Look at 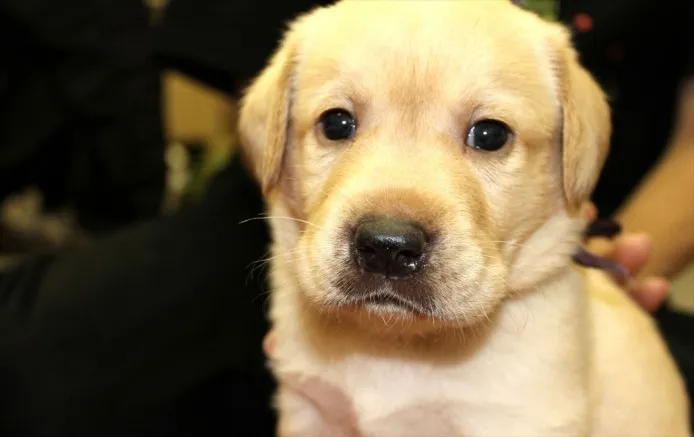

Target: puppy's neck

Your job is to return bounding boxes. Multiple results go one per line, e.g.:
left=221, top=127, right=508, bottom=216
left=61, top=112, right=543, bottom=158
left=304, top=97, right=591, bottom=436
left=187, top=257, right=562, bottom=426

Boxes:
left=506, top=210, right=586, bottom=292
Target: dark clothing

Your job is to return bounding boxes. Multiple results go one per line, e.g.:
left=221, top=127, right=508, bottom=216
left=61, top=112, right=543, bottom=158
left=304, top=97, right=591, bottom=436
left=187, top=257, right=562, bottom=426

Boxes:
left=0, top=0, right=692, bottom=436
left=0, top=0, right=165, bottom=233
left=153, top=0, right=332, bottom=96
left=0, top=156, right=275, bottom=437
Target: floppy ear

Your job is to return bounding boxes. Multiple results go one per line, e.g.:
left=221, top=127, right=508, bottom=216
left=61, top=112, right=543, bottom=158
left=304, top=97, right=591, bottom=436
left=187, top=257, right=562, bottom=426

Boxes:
left=553, top=28, right=612, bottom=213
left=238, top=30, right=298, bottom=195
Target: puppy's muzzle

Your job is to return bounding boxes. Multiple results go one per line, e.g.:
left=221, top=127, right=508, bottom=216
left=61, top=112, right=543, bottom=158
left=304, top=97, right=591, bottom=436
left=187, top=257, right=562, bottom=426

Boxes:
left=353, top=218, right=428, bottom=278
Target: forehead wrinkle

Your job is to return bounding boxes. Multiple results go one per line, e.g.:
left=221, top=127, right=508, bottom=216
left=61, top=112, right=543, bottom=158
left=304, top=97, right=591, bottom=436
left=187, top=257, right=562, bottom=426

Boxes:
left=293, top=0, right=559, bottom=139
left=295, top=56, right=373, bottom=125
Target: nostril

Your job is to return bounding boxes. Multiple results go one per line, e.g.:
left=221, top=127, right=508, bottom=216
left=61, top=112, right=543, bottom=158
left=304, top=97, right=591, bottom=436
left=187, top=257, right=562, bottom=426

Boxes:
left=390, top=249, right=422, bottom=277
left=356, top=244, right=376, bottom=254
left=353, top=218, right=428, bottom=278
left=397, top=249, right=421, bottom=260
left=356, top=245, right=378, bottom=264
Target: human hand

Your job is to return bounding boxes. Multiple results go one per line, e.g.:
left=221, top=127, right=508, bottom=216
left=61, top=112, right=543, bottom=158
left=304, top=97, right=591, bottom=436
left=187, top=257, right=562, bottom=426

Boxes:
left=581, top=202, right=670, bottom=313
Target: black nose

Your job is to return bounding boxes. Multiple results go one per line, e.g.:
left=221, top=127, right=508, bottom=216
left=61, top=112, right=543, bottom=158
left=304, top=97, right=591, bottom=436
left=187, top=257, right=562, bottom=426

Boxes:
left=354, top=219, right=427, bottom=278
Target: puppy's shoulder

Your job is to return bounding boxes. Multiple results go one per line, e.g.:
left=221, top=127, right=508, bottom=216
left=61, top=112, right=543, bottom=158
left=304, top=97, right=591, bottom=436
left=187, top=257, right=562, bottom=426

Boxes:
left=583, top=268, right=689, bottom=436
left=584, top=268, right=644, bottom=315
left=584, top=267, right=662, bottom=350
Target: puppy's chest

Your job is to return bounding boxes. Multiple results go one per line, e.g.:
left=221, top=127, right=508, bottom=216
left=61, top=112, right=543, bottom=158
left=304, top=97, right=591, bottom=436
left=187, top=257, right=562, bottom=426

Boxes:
left=274, top=332, right=590, bottom=437
left=274, top=344, right=566, bottom=437
left=282, top=353, right=475, bottom=436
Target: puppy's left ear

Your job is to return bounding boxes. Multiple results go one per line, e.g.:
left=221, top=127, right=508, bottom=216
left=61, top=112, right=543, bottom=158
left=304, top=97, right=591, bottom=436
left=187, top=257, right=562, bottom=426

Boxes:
left=238, top=28, right=299, bottom=195
left=552, top=27, right=612, bottom=214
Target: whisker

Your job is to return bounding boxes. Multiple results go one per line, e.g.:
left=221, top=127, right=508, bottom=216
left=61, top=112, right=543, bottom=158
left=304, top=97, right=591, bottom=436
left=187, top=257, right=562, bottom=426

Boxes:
left=239, top=215, right=323, bottom=230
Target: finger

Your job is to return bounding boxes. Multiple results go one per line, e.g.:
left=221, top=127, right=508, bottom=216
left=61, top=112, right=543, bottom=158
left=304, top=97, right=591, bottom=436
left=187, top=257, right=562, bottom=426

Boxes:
left=629, top=277, right=671, bottom=313
left=610, top=233, right=652, bottom=275
left=581, top=202, right=598, bottom=222
left=263, top=331, right=277, bottom=358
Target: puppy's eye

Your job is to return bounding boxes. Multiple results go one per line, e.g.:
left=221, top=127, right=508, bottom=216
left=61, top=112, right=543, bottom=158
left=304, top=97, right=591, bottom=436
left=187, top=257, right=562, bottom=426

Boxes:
left=319, top=109, right=357, bottom=141
left=465, top=120, right=511, bottom=151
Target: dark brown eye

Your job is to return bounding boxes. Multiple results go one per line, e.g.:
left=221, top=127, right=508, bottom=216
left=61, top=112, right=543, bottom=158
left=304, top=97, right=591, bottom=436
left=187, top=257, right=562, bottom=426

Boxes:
left=466, top=119, right=511, bottom=151
left=319, top=109, right=357, bottom=141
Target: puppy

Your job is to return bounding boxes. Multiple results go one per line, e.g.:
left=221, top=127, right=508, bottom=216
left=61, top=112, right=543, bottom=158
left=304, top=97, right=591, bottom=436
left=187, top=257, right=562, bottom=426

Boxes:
left=238, top=1, right=690, bottom=435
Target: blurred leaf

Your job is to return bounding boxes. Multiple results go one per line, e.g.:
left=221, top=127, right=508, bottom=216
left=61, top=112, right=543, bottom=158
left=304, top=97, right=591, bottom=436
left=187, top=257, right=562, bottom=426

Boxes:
left=523, top=0, right=558, bottom=21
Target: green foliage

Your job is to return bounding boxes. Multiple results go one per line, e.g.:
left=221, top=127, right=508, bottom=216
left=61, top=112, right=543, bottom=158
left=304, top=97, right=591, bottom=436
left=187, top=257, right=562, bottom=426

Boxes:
left=523, top=0, right=558, bottom=21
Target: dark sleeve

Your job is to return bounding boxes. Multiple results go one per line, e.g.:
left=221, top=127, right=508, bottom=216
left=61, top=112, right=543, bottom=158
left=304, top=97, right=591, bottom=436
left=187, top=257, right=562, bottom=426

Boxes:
left=153, top=0, right=335, bottom=95
left=0, top=0, right=166, bottom=232
left=0, top=157, right=275, bottom=437
left=684, top=3, right=694, bottom=79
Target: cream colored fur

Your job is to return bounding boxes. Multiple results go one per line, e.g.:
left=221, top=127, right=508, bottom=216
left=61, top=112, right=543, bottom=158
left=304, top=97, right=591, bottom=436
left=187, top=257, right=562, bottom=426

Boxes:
left=238, top=1, right=690, bottom=436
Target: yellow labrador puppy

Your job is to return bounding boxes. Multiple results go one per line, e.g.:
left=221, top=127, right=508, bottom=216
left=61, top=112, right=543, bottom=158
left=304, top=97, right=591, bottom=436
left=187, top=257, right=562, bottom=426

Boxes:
left=238, top=1, right=690, bottom=435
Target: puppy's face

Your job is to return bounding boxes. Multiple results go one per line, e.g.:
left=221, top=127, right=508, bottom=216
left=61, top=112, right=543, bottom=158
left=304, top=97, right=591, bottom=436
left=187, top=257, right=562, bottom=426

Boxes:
left=240, top=1, right=610, bottom=331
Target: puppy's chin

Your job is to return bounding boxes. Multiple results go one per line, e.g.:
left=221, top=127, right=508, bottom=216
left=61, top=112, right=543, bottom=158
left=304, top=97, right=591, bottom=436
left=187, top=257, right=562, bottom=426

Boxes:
left=303, top=289, right=506, bottom=337
left=296, top=261, right=508, bottom=335
left=324, top=280, right=438, bottom=327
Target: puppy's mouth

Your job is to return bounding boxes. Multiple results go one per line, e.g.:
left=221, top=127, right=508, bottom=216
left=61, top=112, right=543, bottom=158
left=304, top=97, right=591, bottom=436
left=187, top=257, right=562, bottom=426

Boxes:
left=323, top=216, right=440, bottom=318
left=348, top=291, right=428, bottom=315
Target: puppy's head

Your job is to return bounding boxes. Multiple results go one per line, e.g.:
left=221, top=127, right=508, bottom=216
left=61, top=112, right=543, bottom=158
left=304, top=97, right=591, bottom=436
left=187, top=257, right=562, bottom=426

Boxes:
left=239, top=0, right=610, bottom=331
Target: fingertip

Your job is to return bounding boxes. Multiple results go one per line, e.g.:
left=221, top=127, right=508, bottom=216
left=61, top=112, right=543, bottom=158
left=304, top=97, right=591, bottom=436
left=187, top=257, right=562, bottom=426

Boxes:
left=641, top=276, right=671, bottom=297
left=611, top=233, right=652, bottom=272
left=631, top=276, right=671, bottom=313
left=617, top=233, right=652, bottom=251
left=581, top=202, right=598, bottom=221
left=263, top=332, right=277, bottom=357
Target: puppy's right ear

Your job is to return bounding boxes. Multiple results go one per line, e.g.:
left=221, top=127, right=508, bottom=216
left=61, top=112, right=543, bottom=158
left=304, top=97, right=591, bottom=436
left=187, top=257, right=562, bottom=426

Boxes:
left=238, top=30, right=298, bottom=195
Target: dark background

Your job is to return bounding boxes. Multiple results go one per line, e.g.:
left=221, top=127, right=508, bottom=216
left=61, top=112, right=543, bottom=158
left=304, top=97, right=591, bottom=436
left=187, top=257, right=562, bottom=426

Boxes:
left=0, top=0, right=692, bottom=436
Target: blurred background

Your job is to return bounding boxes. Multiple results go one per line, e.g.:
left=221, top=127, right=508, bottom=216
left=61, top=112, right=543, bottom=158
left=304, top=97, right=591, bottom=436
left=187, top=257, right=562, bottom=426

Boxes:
left=0, top=0, right=236, bottom=261
left=0, top=0, right=692, bottom=436
left=3, top=0, right=692, bottom=308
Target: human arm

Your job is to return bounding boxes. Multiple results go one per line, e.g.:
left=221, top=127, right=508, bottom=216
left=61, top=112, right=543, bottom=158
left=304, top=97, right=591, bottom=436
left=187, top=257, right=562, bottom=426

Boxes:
left=612, top=79, right=694, bottom=279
